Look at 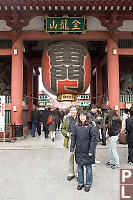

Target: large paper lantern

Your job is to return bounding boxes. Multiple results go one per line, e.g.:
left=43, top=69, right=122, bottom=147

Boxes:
left=42, top=41, right=91, bottom=96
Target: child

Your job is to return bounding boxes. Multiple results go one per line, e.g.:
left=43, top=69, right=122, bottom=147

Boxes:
left=70, top=110, right=96, bottom=192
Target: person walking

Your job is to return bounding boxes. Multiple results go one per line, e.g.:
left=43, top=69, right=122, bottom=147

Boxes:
left=42, top=107, right=51, bottom=138
left=70, top=110, right=96, bottom=192
left=31, top=106, right=41, bottom=137
left=56, top=108, right=62, bottom=130
left=126, top=106, right=133, bottom=165
left=97, top=108, right=106, bottom=146
left=122, top=108, right=129, bottom=131
left=88, top=104, right=101, bottom=164
left=106, top=109, right=121, bottom=169
left=61, top=106, right=78, bottom=181
left=49, top=109, right=58, bottom=142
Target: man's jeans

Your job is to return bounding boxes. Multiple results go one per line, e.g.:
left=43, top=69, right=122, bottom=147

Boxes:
left=78, top=164, right=92, bottom=187
left=31, top=121, right=39, bottom=136
left=68, top=138, right=77, bottom=177
left=109, top=135, right=120, bottom=166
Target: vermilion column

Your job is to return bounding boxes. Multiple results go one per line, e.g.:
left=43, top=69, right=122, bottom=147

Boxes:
left=96, top=65, right=103, bottom=107
left=27, top=65, right=33, bottom=121
left=35, top=72, right=39, bottom=106
left=11, top=38, right=23, bottom=126
left=90, top=74, right=96, bottom=105
left=107, top=38, right=120, bottom=114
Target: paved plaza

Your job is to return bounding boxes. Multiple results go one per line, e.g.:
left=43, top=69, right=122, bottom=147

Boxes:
left=0, top=131, right=130, bottom=200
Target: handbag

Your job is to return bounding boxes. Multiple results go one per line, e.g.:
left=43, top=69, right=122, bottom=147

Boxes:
left=47, top=115, right=52, bottom=125
left=119, top=130, right=127, bottom=144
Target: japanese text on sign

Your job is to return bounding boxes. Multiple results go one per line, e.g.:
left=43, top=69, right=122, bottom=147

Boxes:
left=46, top=17, right=85, bottom=32
left=0, top=96, right=5, bottom=133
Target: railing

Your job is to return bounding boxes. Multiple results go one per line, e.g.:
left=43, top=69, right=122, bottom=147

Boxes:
left=120, top=94, right=133, bottom=102
left=0, top=123, right=15, bottom=142
left=5, top=96, right=11, bottom=103
left=5, top=96, right=29, bottom=105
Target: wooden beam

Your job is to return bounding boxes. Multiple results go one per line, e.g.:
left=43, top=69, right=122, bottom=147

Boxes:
left=0, top=49, right=12, bottom=55
left=118, top=48, right=133, bottom=55
left=0, top=31, right=17, bottom=40
left=21, top=31, right=109, bottom=41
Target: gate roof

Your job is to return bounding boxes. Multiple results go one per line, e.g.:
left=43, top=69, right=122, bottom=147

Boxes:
left=0, top=0, right=133, bottom=6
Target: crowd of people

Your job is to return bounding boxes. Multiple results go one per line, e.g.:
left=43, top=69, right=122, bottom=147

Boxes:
left=31, top=103, right=133, bottom=192
left=31, top=106, right=64, bottom=141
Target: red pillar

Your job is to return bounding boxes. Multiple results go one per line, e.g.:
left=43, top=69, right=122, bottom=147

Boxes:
left=90, top=74, right=96, bottom=105
left=107, top=38, right=120, bottom=114
left=96, top=65, right=103, bottom=107
left=11, top=38, right=23, bottom=133
left=35, top=72, right=39, bottom=106
left=27, top=65, right=33, bottom=121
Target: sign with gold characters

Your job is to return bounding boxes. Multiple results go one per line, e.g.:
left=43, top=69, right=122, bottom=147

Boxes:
left=46, top=17, right=85, bottom=33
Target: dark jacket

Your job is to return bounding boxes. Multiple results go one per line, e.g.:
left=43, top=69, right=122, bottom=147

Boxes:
left=88, top=111, right=100, bottom=142
left=108, top=116, right=121, bottom=137
left=48, top=111, right=58, bottom=131
left=126, top=116, right=133, bottom=143
left=70, top=124, right=97, bottom=166
left=42, top=109, right=51, bottom=124
left=31, top=109, right=41, bottom=122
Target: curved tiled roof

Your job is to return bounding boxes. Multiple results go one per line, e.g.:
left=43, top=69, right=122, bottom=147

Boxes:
left=0, top=0, right=133, bottom=6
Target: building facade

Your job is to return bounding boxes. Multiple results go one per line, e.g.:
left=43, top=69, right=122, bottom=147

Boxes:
left=0, top=0, right=133, bottom=136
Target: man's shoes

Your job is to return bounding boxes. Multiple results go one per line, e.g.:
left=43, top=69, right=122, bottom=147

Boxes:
left=102, top=143, right=106, bottom=146
left=77, top=185, right=84, bottom=190
left=95, top=160, right=101, bottom=164
left=32, top=135, right=35, bottom=137
left=128, top=161, right=133, bottom=165
left=84, top=186, right=90, bottom=192
left=67, top=175, right=75, bottom=181
left=52, top=138, right=54, bottom=142
left=106, top=161, right=114, bottom=166
left=111, top=164, right=120, bottom=169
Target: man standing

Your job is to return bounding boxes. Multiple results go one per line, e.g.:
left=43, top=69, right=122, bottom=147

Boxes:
left=88, top=104, right=101, bottom=164
left=61, top=106, right=78, bottom=181
left=31, top=106, right=41, bottom=137
left=126, top=106, right=133, bottom=165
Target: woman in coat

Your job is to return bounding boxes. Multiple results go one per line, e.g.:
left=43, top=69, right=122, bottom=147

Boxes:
left=106, top=109, right=121, bottom=169
left=70, top=110, right=97, bottom=192
left=48, top=109, right=58, bottom=142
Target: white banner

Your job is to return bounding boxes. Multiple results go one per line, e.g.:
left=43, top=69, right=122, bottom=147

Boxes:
left=0, top=96, right=5, bottom=133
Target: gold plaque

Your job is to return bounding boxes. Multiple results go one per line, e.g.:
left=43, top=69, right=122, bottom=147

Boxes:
left=58, top=94, right=76, bottom=102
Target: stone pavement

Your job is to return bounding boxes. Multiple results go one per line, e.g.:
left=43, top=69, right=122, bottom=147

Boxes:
left=0, top=130, right=131, bottom=200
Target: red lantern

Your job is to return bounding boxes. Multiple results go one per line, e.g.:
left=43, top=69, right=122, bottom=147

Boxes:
left=42, top=41, right=91, bottom=96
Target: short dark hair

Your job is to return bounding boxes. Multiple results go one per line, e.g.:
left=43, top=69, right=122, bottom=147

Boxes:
left=129, top=107, right=133, bottom=116
left=124, top=108, right=129, bottom=114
